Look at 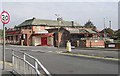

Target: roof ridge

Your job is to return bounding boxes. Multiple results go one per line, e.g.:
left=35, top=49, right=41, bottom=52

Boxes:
left=33, top=18, right=73, bottom=23
left=17, top=18, right=81, bottom=27
left=33, top=18, right=56, bottom=21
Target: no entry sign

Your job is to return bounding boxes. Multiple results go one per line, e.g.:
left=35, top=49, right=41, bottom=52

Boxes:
left=0, top=11, right=10, bottom=24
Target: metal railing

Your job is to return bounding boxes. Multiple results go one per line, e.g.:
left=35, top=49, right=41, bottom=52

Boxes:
left=12, top=50, right=51, bottom=76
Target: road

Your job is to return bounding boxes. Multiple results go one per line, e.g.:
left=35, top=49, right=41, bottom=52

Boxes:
left=1, top=45, right=119, bottom=74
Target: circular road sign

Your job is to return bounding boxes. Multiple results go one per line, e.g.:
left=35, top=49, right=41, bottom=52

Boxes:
left=0, top=11, right=10, bottom=24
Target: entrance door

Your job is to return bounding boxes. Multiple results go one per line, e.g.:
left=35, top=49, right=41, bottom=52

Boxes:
left=41, top=37, right=47, bottom=46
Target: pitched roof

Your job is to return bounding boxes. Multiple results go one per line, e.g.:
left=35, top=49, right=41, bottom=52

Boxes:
left=68, top=29, right=80, bottom=33
left=17, top=18, right=81, bottom=27
left=68, top=28, right=96, bottom=34
left=85, top=29, right=96, bottom=33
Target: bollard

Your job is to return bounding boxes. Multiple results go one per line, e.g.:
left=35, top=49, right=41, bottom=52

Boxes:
left=76, top=40, right=79, bottom=47
left=66, top=41, right=71, bottom=52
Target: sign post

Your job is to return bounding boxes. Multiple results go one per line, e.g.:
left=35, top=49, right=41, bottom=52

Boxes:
left=3, top=23, right=5, bottom=70
left=0, top=11, right=10, bottom=70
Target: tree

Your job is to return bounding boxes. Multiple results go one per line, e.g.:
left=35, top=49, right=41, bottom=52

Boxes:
left=100, top=28, right=114, bottom=38
left=114, top=29, right=120, bottom=40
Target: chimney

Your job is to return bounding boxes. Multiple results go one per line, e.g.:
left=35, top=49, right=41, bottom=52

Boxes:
left=71, top=21, right=74, bottom=27
left=32, top=17, right=36, bottom=19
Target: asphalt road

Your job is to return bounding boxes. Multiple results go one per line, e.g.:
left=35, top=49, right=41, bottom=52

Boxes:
left=72, top=49, right=119, bottom=58
left=1, top=45, right=119, bottom=74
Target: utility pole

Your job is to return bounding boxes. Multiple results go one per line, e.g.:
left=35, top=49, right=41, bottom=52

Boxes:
left=55, top=14, right=62, bottom=48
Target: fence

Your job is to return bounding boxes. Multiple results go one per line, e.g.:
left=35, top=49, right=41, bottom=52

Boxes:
left=12, top=50, right=51, bottom=76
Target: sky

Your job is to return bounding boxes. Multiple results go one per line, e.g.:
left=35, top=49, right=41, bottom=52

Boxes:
left=118, top=2, right=120, bottom=29
left=0, top=0, right=119, bottom=31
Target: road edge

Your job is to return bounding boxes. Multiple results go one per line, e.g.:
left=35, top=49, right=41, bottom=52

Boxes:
left=58, top=52, right=120, bottom=61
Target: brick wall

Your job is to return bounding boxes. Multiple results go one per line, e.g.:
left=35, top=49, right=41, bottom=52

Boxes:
left=32, top=26, right=45, bottom=32
left=79, top=40, right=105, bottom=48
left=79, top=40, right=86, bottom=47
left=86, top=40, right=105, bottom=48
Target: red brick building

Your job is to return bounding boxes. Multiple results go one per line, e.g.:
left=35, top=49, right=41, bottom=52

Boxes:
left=6, top=17, right=80, bottom=46
left=6, top=17, right=105, bottom=47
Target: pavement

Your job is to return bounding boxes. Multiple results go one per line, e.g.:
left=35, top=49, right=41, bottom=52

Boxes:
left=0, top=45, right=3, bottom=75
left=0, top=62, right=2, bottom=76
left=0, top=45, right=13, bottom=76
left=0, top=61, right=13, bottom=76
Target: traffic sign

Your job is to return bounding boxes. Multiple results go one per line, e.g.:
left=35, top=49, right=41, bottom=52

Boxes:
left=0, top=10, right=10, bottom=70
left=0, top=11, right=10, bottom=24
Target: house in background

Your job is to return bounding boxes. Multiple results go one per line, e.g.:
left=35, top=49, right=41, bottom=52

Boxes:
left=66, top=28, right=105, bottom=48
left=47, top=27, right=105, bottom=47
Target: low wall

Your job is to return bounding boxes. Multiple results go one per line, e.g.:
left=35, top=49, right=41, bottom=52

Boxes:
left=79, top=40, right=105, bottom=48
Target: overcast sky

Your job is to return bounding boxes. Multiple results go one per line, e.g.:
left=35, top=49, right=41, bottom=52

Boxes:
left=0, top=0, right=119, bottom=30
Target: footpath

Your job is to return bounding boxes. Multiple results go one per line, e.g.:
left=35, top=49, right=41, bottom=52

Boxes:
left=0, top=62, right=2, bottom=75
left=0, top=44, right=13, bottom=76
left=0, top=61, right=13, bottom=76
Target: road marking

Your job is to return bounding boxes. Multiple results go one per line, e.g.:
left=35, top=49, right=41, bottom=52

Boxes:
left=9, top=45, right=30, bottom=47
left=48, top=51, right=52, bottom=52
left=31, top=50, right=40, bottom=52
left=58, top=52, right=120, bottom=61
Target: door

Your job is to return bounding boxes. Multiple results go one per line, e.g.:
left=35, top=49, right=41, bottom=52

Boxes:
left=41, top=37, right=47, bottom=45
